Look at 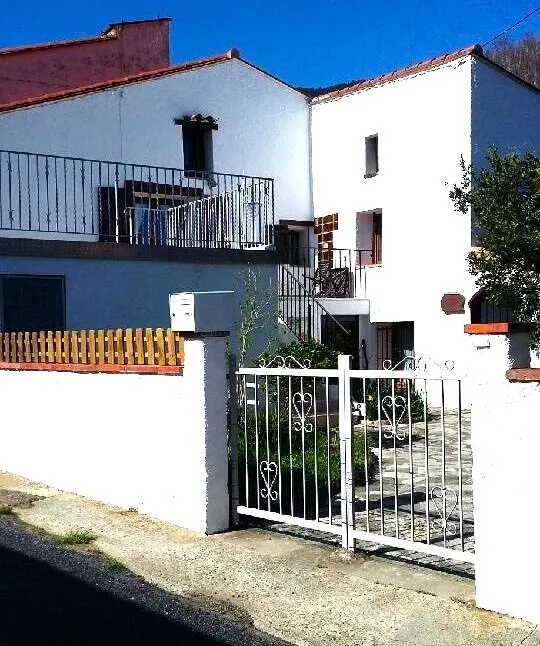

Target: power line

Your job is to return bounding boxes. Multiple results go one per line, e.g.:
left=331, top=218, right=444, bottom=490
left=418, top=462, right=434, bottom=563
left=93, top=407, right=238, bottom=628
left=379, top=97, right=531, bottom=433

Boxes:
left=482, top=4, right=540, bottom=47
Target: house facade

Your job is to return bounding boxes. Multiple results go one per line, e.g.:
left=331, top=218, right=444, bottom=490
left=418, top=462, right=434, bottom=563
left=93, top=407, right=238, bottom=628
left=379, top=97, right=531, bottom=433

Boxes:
left=0, top=48, right=312, bottom=358
left=0, top=25, right=538, bottom=369
left=308, top=46, right=540, bottom=372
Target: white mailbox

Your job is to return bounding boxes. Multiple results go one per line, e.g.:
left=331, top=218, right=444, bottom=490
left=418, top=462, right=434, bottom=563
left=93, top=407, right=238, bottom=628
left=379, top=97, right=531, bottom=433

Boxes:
left=169, top=291, right=235, bottom=333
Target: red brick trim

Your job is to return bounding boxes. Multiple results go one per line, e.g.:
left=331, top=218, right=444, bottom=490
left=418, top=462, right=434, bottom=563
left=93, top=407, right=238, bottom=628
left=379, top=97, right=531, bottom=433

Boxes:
left=0, top=362, right=182, bottom=375
left=464, top=323, right=535, bottom=335
left=506, top=369, right=540, bottom=383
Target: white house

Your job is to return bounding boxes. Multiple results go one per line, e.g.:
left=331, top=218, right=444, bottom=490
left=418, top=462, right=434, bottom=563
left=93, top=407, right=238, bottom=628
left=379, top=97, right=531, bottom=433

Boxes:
left=307, top=45, right=539, bottom=372
left=0, top=48, right=312, bottom=357
left=0, top=35, right=538, bottom=371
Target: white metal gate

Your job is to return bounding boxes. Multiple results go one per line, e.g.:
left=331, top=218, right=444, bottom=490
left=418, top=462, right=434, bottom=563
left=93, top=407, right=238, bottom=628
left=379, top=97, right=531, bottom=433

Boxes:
left=231, top=355, right=474, bottom=564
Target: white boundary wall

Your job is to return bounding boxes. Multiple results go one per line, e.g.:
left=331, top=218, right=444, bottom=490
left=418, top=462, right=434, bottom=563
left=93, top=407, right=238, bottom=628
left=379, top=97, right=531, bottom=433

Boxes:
left=467, top=327, right=540, bottom=624
left=0, top=335, right=229, bottom=535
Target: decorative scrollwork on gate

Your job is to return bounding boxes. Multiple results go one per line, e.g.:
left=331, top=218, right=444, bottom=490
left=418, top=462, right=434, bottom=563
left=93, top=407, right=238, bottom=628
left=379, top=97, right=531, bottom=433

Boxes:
left=292, top=392, right=314, bottom=433
left=430, top=486, right=458, bottom=535
left=258, top=355, right=311, bottom=369
left=260, top=460, right=278, bottom=501
left=381, top=395, right=407, bottom=441
left=383, top=356, right=455, bottom=372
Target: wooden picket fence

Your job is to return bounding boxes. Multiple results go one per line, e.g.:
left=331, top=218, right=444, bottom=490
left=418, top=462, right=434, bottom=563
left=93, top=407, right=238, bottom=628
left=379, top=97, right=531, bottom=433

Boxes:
left=0, top=328, right=184, bottom=366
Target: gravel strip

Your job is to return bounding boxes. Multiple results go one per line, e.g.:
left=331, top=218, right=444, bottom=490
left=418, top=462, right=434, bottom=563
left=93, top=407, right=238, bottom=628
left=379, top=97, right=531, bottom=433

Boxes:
left=0, top=515, right=290, bottom=646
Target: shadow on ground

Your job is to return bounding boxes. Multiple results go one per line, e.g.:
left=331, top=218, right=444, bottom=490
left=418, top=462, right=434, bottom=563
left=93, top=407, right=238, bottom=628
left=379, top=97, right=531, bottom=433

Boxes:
left=0, top=517, right=288, bottom=646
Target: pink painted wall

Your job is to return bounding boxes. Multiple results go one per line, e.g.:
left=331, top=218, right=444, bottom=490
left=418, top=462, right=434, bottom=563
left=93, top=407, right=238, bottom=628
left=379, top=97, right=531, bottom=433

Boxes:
left=0, top=19, right=170, bottom=105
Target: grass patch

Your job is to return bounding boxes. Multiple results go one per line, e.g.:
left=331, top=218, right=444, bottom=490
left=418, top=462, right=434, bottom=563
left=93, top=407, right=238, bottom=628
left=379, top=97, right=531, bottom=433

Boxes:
left=101, top=555, right=131, bottom=573
left=51, top=530, right=96, bottom=546
left=0, top=504, right=13, bottom=515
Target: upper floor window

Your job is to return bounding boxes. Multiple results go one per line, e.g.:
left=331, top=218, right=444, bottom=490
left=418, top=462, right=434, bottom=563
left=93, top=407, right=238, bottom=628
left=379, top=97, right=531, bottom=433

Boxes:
left=365, top=134, right=379, bottom=178
left=175, top=114, right=217, bottom=175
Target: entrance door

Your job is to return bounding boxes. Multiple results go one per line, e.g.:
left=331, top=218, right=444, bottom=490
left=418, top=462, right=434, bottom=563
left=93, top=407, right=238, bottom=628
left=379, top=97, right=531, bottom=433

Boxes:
left=321, top=315, right=360, bottom=368
left=376, top=321, right=414, bottom=369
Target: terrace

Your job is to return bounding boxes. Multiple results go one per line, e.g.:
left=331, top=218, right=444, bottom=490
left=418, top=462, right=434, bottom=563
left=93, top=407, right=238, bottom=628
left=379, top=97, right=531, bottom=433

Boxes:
left=0, top=150, right=275, bottom=250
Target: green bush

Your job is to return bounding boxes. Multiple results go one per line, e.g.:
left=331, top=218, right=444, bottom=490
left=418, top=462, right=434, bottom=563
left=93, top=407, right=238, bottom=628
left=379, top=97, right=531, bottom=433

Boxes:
left=236, top=412, right=377, bottom=519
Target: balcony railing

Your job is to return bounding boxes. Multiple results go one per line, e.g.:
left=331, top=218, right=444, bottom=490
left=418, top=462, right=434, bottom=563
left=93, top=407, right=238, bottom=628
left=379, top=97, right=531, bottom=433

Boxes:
left=0, top=150, right=274, bottom=249
left=278, top=246, right=373, bottom=299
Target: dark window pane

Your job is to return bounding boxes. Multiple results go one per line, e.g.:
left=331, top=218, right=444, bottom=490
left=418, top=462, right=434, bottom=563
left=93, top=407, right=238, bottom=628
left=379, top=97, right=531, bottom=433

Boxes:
left=182, top=128, right=207, bottom=172
left=2, top=276, right=65, bottom=332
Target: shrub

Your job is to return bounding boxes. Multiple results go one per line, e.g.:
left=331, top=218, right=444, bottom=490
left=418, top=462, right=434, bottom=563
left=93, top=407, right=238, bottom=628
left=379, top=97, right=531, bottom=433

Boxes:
left=236, top=412, right=377, bottom=519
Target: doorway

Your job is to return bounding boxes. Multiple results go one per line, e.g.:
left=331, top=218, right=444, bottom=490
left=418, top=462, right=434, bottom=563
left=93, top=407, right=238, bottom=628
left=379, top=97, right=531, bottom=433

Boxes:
left=321, top=315, right=360, bottom=368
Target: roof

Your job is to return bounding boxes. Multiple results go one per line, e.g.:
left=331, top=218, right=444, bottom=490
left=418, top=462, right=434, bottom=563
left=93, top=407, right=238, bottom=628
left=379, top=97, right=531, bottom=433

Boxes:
left=0, top=18, right=170, bottom=57
left=311, top=45, right=483, bottom=103
left=0, top=50, right=241, bottom=113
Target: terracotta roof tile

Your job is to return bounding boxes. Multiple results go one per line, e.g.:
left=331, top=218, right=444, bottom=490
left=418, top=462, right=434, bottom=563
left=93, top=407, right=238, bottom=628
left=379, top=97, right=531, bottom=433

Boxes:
left=311, top=45, right=483, bottom=103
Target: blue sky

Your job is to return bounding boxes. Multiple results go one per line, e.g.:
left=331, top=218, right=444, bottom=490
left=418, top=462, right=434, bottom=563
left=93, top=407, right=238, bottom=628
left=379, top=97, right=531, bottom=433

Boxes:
left=2, top=1, right=539, bottom=87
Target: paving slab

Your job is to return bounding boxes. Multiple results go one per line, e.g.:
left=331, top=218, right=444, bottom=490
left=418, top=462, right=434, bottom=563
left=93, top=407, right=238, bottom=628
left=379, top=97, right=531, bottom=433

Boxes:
left=0, top=471, right=538, bottom=646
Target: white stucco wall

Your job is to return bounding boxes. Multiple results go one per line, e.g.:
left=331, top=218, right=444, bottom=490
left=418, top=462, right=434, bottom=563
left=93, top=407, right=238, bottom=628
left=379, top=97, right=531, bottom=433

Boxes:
left=0, top=58, right=312, bottom=226
left=311, top=56, right=540, bottom=374
left=471, top=58, right=540, bottom=165
left=0, top=335, right=230, bottom=534
left=311, top=57, right=475, bottom=371
left=467, top=331, right=540, bottom=624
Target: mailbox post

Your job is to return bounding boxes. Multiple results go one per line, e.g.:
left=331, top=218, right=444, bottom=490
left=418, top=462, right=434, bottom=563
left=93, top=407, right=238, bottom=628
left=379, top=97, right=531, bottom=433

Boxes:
left=169, top=291, right=234, bottom=534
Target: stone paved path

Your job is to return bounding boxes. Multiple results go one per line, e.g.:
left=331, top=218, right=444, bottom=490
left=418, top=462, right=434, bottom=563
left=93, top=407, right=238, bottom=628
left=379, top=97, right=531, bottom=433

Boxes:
left=267, top=409, right=474, bottom=576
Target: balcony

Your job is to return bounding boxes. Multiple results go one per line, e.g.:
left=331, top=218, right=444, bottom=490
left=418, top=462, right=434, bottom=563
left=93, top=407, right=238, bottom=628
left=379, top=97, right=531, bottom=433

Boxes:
left=0, top=150, right=275, bottom=250
left=279, top=246, right=374, bottom=300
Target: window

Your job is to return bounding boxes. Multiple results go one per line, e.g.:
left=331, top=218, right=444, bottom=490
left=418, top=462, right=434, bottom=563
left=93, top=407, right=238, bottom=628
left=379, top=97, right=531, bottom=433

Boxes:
left=274, top=227, right=301, bottom=265
left=469, top=290, right=514, bottom=324
left=1, top=275, right=65, bottom=332
left=365, top=134, right=379, bottom=178
left=371, top=211, right=382, bottom=264
left=176, top=115, right=217, bottom=175
left=376, top=322, right=414, bottom=370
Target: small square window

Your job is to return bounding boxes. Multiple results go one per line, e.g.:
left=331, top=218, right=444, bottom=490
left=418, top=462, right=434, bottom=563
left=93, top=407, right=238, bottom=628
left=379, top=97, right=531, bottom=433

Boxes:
left=365, top=134, right=379, bottom=178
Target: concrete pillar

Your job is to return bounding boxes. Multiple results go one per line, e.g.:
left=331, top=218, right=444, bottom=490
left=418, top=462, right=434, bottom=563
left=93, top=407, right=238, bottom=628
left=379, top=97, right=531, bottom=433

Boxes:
left=182, top=334, right=230, bottom=535
left=465, top=323, right=540, bottom=624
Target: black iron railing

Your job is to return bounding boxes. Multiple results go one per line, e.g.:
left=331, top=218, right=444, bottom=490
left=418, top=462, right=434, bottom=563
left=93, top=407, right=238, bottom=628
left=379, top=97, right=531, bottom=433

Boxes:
left=278, top=246, right=373, bottom=299
left=0, top=150, right=274, bottom=249
left=279, top=265, right=350, bottom=341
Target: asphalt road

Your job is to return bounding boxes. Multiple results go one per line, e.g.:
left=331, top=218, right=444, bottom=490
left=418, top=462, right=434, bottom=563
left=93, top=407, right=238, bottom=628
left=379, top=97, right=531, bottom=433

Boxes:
left=0, top=516, right=288, bottom=646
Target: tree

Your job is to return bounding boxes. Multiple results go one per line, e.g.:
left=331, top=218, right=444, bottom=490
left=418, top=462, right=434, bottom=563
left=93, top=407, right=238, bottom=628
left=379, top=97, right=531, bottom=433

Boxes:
left=487, top=34, right=540, bottom=90
left=449, top=148, right=540, bottom=341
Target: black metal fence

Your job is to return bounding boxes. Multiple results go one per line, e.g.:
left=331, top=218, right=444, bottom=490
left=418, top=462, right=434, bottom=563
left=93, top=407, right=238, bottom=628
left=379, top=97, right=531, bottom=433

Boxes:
left=278, top=246, right=372, bottom=299
left=0, top=149, right=274, bottom=249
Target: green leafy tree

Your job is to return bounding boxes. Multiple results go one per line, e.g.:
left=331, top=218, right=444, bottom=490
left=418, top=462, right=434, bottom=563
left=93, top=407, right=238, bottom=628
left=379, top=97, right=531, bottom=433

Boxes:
left=449, top=148, right=540, bottom=342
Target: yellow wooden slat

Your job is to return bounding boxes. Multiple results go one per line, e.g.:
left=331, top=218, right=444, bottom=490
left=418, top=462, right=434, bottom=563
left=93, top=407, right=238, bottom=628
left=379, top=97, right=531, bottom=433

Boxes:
left=79, top=331, right=87, bottom=364
left=116, top=329, right=125, bottom=365
left=106, top=329, right=115, bottom=364
left=166, top=329, right=176, bottom=366
left=71, top=331, right=79, bottom=363
left=155, top=328, right=166, bottom=366
left=125, top=329, right=135, bottom=365
left=97, top=330, right=105, bottom=364
left=23, top=333, right=30, bottom=362
left=30, top=332, right=39, bottom=362
left=38, top=332, right=46, bottom=362
left=177, top=334, right=185, bottom=366
left=47, top=331, right=55, bottom=362
left=63, top=331, right=70, bottom=364
left=88, top=330, right=97, bottom=364
left=16, top=332, right=24, bottom=363
left=135, top=328, right=144, bottom=364
left=145, top=328, right=155, bottom=365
